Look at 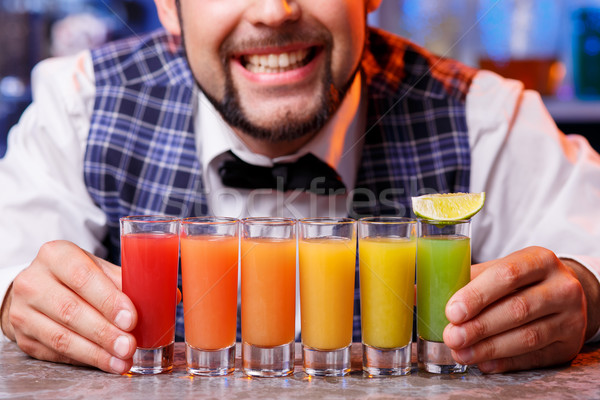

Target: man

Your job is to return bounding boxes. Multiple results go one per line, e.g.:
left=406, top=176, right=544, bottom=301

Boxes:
left=1, top=0, right=599, bottom=375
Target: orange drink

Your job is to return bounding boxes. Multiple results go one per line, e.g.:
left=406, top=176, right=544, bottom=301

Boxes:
left=180, top=217, right=239, bottom=376
left=299, top=218, right=356, bottom=377
left=241, top=237, right=296, bottom=346
left=181, top=235, right=238, bottom=348
left=240, top=217, right=296, bottom=377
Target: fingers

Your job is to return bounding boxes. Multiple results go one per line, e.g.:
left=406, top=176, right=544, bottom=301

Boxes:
left=442, top=247, right=587, bottom=373
left=444, top=278, right=567, bottom=348
left=8, top=240, right=138, bottom=374
left=448, top=314, right=553, bottom=365
left=449, top=311, right=582, bottom=373
left=13, top=310, right=133, bottom=374
left=31, top=278, right=136, bottom=357
left=83, top=249, right=124, bottom=290
left=446, top=247, right=558, bottom=324
left=469, top=261, right=487, bottom=280
left=45, top=243, right=136, bottom=332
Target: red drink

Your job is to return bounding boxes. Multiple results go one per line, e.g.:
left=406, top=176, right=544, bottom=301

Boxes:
left=121, top=232, right=179, bottom=349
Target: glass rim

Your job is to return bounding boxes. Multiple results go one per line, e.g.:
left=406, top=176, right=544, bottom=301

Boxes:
left=182, top=216, right=238, bottom=225
left=241, top=217, right=296, bottom=226
left=119, top=215, right=180, bottom=223
left=298, top=217, right=356, bottom=225
left=417, top=218, right=471, bottom=225
left=358, top=216, right=416, bottom=225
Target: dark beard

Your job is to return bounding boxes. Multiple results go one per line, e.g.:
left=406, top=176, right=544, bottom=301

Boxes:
left=202, top=52, right=355, bottom=143
left=176, top=0, right=358, bottom=143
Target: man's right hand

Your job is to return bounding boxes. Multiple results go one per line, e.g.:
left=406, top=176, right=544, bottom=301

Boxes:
left=0, top=240, right=137, bottom=374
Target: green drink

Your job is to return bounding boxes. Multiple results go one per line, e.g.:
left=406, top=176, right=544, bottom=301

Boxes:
left=416, top=236, right=470, bottom=342
left=416, top=219, right=471, bottom=374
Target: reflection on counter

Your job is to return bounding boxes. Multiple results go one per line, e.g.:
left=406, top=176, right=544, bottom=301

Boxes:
left=3, top=341, right=600, bottom=399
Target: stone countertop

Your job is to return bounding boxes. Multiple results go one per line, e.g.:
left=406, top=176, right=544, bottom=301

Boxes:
left=2, top=341, right=600, bottom=400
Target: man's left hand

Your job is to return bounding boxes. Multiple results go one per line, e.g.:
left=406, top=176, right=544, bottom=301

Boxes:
left=443, top=246, right=596, bottom=373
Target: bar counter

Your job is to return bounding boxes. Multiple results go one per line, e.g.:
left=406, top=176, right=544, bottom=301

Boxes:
left=2, top=341, right=600, bottom=399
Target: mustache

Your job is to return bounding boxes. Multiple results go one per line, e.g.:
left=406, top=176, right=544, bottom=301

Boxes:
left=219, top=28, right=333, bottom=58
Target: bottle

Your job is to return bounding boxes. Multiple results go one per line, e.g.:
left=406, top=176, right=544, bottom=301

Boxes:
left=570, top=0, right=600, bottom=99
left=477, top=0, right=566, bottom=96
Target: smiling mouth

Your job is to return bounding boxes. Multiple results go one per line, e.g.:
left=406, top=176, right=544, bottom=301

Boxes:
left=239, top=46, right=318, bottom=74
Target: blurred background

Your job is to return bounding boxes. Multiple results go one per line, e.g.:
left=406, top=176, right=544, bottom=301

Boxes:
left=1, top=0, right=599, bottom=157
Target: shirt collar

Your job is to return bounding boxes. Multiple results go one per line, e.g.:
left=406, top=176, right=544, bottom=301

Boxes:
left=196, top=72, right=366, bottom=191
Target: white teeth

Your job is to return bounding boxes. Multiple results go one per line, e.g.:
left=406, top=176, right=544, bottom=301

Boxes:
left=268, top=54, right=279, bottom=68
left=248, top=54, right=260, bottom=66
left=260, top=54, right=269, bottom=67
left=278, top=53, right=290, bottom=68
left=243, top=48, right=311, bottom=73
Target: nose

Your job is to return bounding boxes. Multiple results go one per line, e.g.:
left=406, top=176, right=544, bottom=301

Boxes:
left=245, top=0, right=301, bottom=27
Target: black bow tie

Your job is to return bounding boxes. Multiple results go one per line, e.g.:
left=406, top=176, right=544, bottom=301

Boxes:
left=218, top=150, right=346, bottom=194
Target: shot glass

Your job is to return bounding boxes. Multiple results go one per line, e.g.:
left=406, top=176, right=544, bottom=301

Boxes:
left=299, top=218, right=356, bottom=376
left=120, top=216, right=180, bottom=374
left=358, top=217, right=416, bottom=376
left=241, top=217, right=296, bottom=377
left=416, top=219, right=471, bottom=374
left=181, top=217, right=239, bottom=376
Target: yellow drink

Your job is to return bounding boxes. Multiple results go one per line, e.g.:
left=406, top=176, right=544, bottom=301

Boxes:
left=359, top=237, right=416, bottom=349
left=299, top=237, right=356, bottom=350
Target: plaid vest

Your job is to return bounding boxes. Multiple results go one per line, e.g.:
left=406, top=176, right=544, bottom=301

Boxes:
left=85, top=28, right=476, bottom=342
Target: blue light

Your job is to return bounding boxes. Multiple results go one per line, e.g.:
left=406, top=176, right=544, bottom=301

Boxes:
left=584, top=37, right=600, bottom=56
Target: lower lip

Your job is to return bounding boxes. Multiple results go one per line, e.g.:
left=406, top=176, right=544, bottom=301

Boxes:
left=231, top=49, right=323, bottom=86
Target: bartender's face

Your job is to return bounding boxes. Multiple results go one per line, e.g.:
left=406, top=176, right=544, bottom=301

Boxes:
left=156, top=0, right=380, bottom=142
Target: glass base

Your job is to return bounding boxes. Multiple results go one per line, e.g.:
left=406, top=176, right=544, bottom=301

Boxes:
left=417, top=337, right=467, bottom=374
left=242, top=341, right=294, bottom=377
left=186, top=343, right=235, bottom=376
left=129, top=343, right=174, bottom=374
left=302, top=344, right=351, bottom=376
left=362, top=342, right=411, bottom=376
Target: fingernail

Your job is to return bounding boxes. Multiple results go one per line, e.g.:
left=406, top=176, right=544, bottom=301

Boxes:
left=113, top=335, right=131, bottom=358
left=447, top=325, right=467, bottom=347
left=109, top=356, right=128, bottom=374
left=447, top=301, right=468, bottom=323
left=456, top=347, right=475, bottom=364
left=115, top=310, right=133, bottom=331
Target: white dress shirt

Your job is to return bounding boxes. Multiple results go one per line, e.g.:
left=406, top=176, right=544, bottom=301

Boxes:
left=2, top=50, right=600, bottom=342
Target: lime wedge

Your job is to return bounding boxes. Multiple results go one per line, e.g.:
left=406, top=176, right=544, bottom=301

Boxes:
left=411, top=192, right=485, bottom=221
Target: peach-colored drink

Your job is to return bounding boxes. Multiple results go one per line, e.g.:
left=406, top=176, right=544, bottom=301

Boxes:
left=241, top=238, right=296, bottom=347
left=181, top=235, right=238, bottom=350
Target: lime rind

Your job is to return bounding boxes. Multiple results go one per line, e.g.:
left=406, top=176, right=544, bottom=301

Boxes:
left=411, top=192, right=485, bottom=222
